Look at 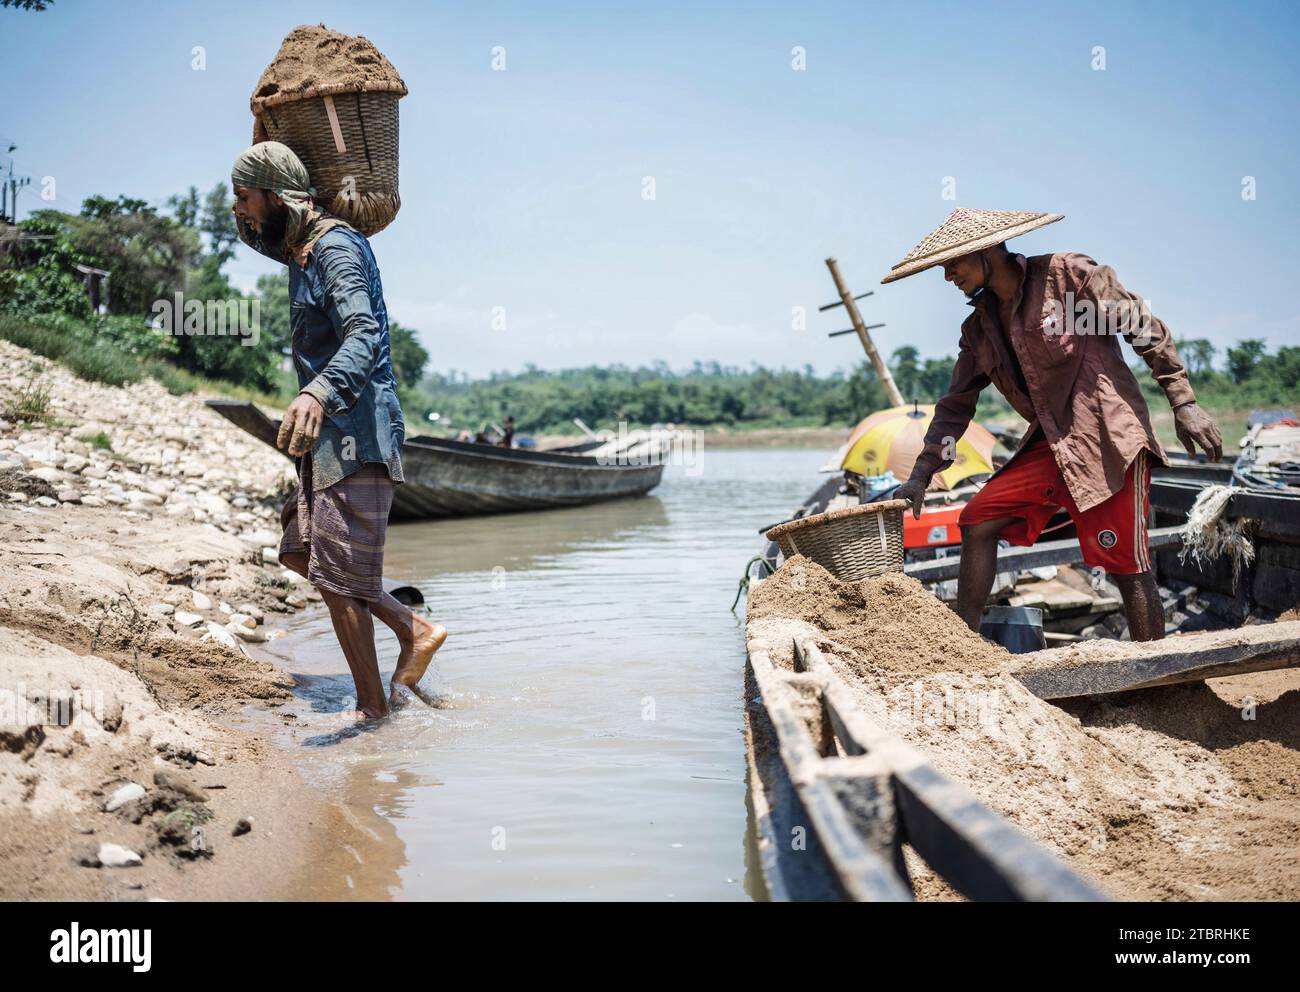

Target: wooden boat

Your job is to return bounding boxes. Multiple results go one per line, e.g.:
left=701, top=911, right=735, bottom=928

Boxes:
left=742, top=444, right=1300, bottom=900
left=206, top=400, right=665, bottom=520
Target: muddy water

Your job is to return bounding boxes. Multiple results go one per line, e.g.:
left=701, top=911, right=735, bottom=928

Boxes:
left=247, top=448, right=826, bottom=900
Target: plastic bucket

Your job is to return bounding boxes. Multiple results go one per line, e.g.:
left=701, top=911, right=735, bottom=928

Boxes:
left=979, top=605, right=1046, bottom=654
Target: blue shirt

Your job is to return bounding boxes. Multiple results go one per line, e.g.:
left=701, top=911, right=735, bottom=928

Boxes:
left=287, top=227, right=405, bottom=490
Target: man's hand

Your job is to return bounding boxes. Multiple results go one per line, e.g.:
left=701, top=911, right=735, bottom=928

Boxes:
left=278, top=393, right=325, bottom=458
left=1173, top=401, right=1222, bottom=462
left=894, top=478, right=928, bottom=520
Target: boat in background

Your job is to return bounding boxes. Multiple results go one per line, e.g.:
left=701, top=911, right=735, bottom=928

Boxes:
left=206, top=400, right=667, bottom=520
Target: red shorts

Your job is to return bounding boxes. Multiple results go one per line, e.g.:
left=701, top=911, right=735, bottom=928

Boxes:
left=957, top=439, right=1151, bottom=574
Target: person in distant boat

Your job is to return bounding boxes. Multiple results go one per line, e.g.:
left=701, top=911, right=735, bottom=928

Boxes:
left=498, top=416, right=515, bottom=449
left=885, top=208, right=1222, bottom=642
left=230, top=141, right=447, bottom=719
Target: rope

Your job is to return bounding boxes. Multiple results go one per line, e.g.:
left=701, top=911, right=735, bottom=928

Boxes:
left=731, top=555, right=775, bottom=612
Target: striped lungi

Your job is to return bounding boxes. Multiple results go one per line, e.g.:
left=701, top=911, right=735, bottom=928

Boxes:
left=279, top=458, right=395, bottom=602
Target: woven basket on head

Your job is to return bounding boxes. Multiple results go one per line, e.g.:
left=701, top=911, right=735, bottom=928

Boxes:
left=251, top=80, right=406, bottom=236
left=766, top=499, right=908, bottom=581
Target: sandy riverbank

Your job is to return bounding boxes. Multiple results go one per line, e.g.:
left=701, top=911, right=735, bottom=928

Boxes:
left=0, top=341, right=393, bottom=901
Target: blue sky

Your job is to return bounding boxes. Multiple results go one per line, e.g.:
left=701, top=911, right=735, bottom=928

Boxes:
left=4, top=0, right=1298, bottom=378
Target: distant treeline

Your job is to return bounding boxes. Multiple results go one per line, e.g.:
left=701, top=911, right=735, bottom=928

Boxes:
left=406, top=348, right=984, bottom=434
left=412, top=334, right=1300, bottom=435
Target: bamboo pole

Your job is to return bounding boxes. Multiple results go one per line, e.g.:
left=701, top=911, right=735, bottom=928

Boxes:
left=825, top=257, right=904, bottom=407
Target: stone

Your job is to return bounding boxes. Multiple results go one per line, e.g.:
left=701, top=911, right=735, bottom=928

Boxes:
left=150, top=602, right=175, bottom=617
left=56, top=489, right=82, bottom=503
left=104, top=782, right=146, bottom=812
left=262, top=547, right=280, bottom=565
left=285, top=592, right=308, bottom=609
left=242, top=528, right=280, bottom=548
left=173, top=610, right=203, bottom=627
left=232, top=817, right=253, bottom=836
left=153, top=767, right=209, bottom=802
left=33, top=495, right=58, bottom=507
left=229, top=622, right=267, bottom=643
left=229, top=613, right=257, bottom=630
left=204, top=622, right=238, bottom=649
left=97, top=843, right=143, bottom=868
left=191, top=590, right=212, bottom=611
left=235, top=602, right=264, bottom=623
left=96, top=693, right=124, bottom=733
left=27, top=466, right=69, bottom=484
left=79, top=495, right=107, bottom=507
left=195, top=493, right=230, bottom=516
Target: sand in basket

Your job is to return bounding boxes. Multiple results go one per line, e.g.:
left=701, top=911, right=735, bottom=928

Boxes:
left=250, top=24, right=407, bottom=236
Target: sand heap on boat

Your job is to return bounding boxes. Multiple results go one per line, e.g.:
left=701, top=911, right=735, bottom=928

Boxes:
left=746, top=555, right=1300, bottom=900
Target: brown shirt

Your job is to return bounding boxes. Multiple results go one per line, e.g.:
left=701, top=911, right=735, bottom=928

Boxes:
left=912, top=252, right=1196, bottom=512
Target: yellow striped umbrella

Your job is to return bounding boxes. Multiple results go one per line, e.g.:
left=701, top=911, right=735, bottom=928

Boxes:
left=840, top=403, right=996, bottom=489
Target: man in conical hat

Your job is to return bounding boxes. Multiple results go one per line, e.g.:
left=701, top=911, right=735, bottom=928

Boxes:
left=886, top=208, right=1221, bottom=641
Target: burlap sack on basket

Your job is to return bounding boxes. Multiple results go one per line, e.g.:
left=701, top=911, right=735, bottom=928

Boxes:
left=250, top=24, right=407, bottom=236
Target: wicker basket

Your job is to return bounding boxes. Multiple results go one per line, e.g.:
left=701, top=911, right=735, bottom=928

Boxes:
left=766, top=499, right=908, bottom=581
left=252, top=81, right=406, bottom=236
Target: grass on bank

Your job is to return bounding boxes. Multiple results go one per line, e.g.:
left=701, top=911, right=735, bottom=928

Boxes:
left=0, top=312, right=295, bottom=410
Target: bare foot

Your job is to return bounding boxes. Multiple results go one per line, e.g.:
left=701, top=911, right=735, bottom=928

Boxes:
left=392, top=616, right=447, bottom=689
left=342, top=705, right=389, bottom=723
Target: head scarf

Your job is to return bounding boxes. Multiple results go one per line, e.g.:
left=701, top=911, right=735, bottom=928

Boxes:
left=230, top=141, right=353, bottom=265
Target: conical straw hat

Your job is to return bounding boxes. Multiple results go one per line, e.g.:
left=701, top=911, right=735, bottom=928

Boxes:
left=881, top=208, right=1063, bottom=284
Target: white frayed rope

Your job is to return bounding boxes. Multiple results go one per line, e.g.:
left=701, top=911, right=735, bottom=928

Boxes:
left=1179, top=484, right=1254, bottom=583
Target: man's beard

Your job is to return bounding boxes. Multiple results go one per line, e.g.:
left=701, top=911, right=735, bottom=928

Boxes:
left=261, top=203, right=289, bottom=248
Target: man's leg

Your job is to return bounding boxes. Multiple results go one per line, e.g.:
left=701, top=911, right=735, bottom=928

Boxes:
left=1111, top=571, right=1165, bottom=641
left=955, top=516, right=1021, bottom=632
left=369, top=593, right=447, bottom=692
left=281, top=549, right=390, bottom=719
left=320, top=589, right=389, bottom=719
left=284, top=550, right=447, bottom=703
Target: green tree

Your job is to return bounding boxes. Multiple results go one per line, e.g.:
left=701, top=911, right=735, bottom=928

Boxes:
left=0, top=213, right=92, bottom=318
left=255, top=269, right=291, bottom=356
left=388, top=320, right=429, bottom=390
left=1227, top=339, right=1266, bottom=384
left=1176, top=337, right=1216, bottom=377
left=891, top=346, right=921, bottom=400
left=69, top=195, right=200, bottom=315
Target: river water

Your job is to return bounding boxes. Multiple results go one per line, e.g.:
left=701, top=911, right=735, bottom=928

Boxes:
left=249, top=447, right=827, bottom=900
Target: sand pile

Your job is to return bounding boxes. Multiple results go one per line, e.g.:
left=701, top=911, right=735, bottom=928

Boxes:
left=747, top=555, right=1009, bottom=677
left=253, top=24, right=405, bottom=103
left=746, top=556, right=1300, bottom=899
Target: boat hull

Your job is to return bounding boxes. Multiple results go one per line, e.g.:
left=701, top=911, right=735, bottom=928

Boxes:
left=391, top=436, right=664, bottom=519
left=205, top=400, right=665, bottom=520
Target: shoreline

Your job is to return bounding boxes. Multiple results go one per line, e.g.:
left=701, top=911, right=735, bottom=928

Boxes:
left=0, top=340, right=397, bottom=901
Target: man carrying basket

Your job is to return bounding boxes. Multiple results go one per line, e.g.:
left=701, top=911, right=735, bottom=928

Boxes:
left=231, top=141, right=444, bottom=719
